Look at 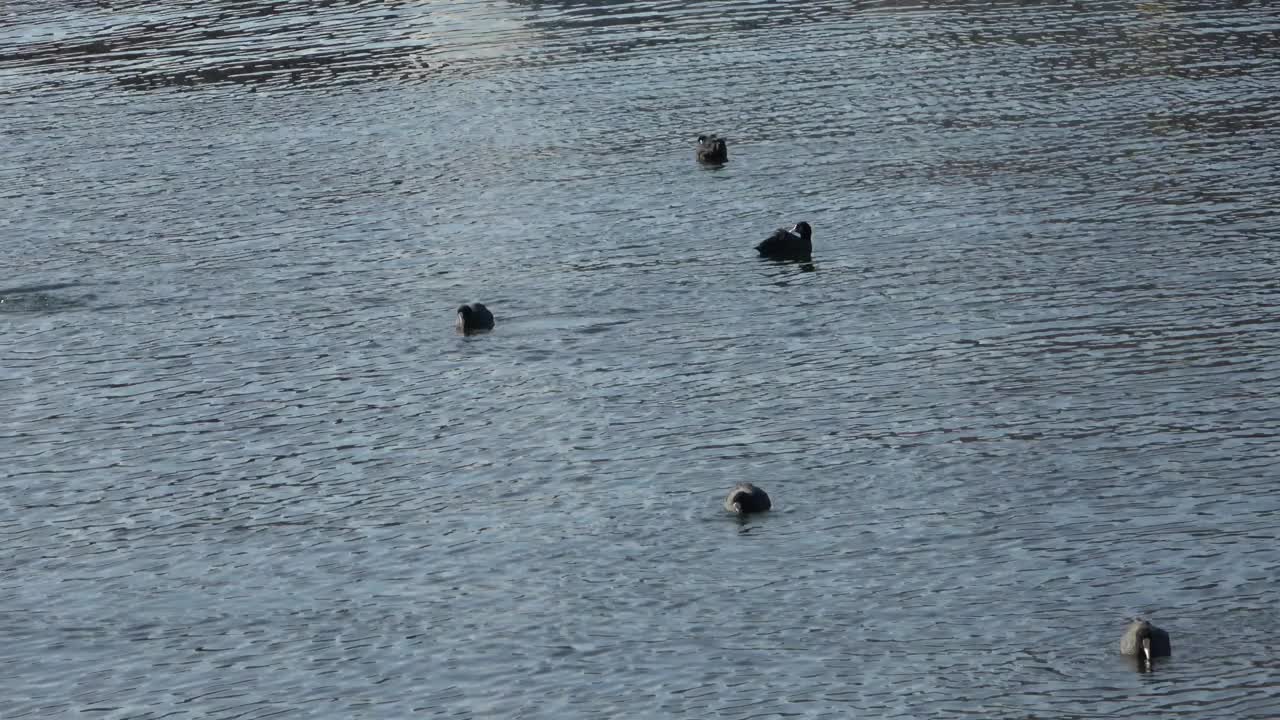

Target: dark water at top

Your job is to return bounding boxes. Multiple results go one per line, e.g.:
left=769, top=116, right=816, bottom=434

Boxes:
left=3, top=0, right=1279, bottom=717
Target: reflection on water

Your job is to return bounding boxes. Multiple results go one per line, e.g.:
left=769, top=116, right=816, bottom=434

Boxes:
left=0, top=0, right=538, bottom=92
left=2, top=0, right=1279, bottom=718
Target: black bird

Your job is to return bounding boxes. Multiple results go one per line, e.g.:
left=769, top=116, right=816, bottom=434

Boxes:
left=696, top=133, right=728, bottom=164
left=1119, top=619, right=1172, bottom=668
left=755, top=221, right=812, bottom=261
left=724, top=483, right=772, bottom=515
left=455, top=303, right=495, bottom=333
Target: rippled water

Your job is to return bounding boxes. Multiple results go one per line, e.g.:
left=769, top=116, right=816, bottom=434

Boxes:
left=3, top=0, right=1279, bottom=717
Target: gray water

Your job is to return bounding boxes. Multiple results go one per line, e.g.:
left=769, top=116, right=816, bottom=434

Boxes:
left=3, top=0, right=1279, bottom=717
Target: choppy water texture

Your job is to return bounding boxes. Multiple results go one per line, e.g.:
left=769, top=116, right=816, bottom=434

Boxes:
left=3, top=0, right=1280, bottom=717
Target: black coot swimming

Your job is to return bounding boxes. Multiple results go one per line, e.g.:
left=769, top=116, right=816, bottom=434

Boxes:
left=724, top=483, right=771, bottom=515
left=1119, top=619, right=1171, bottom=669
left=755, top=221, right=812, bottom=261
left=456, top=303, right=495, bottom=333
left=696, top=134, right=728, bottom=164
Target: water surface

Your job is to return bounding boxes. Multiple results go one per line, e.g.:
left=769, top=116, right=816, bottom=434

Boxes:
left=3, top=0, right=1279, bottom=717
